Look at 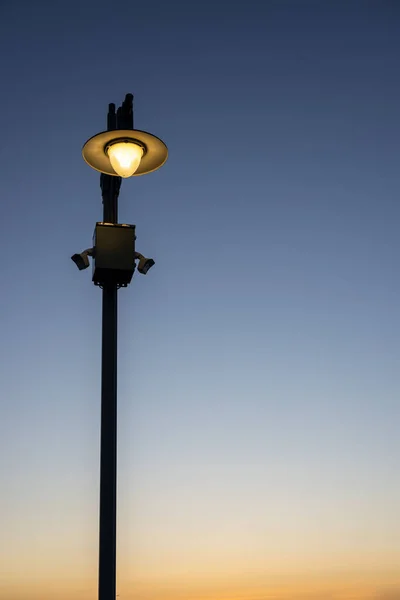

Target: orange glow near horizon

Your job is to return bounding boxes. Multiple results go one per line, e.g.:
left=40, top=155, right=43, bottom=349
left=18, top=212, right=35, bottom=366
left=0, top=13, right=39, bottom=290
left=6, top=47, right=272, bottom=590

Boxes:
left=3, top=468, right=400, bottom=600
left=2, top=547, right=400, bottom=600
left=3, top=574, right=400, bottom=600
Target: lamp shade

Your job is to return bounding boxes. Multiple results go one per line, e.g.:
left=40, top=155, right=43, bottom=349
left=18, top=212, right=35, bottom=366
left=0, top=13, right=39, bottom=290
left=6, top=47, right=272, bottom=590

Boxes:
left=82, top=129, right=168, bottom=176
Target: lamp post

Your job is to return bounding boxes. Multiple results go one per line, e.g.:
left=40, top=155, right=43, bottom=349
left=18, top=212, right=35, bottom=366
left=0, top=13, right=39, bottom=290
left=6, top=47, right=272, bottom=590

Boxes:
left=72, top=94, right=167, bottom=600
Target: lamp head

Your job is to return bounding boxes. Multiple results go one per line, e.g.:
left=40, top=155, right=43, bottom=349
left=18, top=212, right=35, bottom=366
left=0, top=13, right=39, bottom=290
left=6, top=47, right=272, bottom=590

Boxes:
left=82, top=129, right=168, bottom=177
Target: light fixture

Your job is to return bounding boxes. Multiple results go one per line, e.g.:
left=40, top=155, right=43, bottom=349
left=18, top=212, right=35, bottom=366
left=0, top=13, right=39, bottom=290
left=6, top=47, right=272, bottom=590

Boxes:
left=82, top=129, right=168, bottom=177
left=106, top=140, right=144, bottom=178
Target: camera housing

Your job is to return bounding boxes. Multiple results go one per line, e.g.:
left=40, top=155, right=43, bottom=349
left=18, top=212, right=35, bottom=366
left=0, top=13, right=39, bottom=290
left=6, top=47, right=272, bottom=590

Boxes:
left=71, top=248, right=93, bottom=270
left=92, top=222, right=136, bottom=286
left=135, top=253, right=155, bottom=275
left=72, top=225, right=154, bottom=284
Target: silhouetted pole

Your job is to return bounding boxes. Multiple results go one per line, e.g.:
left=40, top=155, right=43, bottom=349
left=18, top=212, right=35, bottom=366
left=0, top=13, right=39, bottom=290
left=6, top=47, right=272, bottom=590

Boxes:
left=98, top=95, right=133, bottom=600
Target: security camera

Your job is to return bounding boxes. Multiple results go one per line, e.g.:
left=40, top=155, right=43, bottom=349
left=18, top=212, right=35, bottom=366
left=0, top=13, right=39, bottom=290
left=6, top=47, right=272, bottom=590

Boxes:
left=71, top=248, right=94, bottom=270
left=135, top=252, right=155, bottom=275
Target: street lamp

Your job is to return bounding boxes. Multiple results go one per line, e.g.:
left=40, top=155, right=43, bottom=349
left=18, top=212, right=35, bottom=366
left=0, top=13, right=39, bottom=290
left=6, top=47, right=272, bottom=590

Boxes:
left=73, top=93, right=167, bottom=600
left=82, top=127, right=168, bottom=177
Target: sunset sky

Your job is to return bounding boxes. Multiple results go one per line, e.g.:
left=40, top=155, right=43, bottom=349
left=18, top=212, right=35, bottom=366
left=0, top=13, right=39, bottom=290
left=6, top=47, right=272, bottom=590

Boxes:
left=1, top=2, right=400, bottom=600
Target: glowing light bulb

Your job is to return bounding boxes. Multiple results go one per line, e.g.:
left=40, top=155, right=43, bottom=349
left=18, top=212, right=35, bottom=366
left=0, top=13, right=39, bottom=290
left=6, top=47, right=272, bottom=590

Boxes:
left=107, top=141, right=143, bottom=177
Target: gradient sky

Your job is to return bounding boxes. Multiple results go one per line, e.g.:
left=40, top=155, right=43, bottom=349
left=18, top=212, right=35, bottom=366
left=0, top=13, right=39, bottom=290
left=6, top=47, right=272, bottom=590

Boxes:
left=0, top=2, right=399, bottom=599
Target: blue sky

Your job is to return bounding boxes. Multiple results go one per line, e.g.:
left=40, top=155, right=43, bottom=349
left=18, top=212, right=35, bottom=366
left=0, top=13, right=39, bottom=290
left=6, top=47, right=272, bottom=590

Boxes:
left=0, top=2, right=399, bottom=599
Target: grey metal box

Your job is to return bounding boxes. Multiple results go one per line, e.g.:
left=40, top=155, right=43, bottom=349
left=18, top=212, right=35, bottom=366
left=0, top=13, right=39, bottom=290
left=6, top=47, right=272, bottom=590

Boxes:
left=92, top=222, right=136, bottom=286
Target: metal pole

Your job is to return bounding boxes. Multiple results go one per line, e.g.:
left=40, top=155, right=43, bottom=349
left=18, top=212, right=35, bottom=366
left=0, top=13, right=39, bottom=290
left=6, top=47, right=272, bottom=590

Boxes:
left=98, top=95, right=133, bottom=600
left=98, top=280, right=118, bottom=600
